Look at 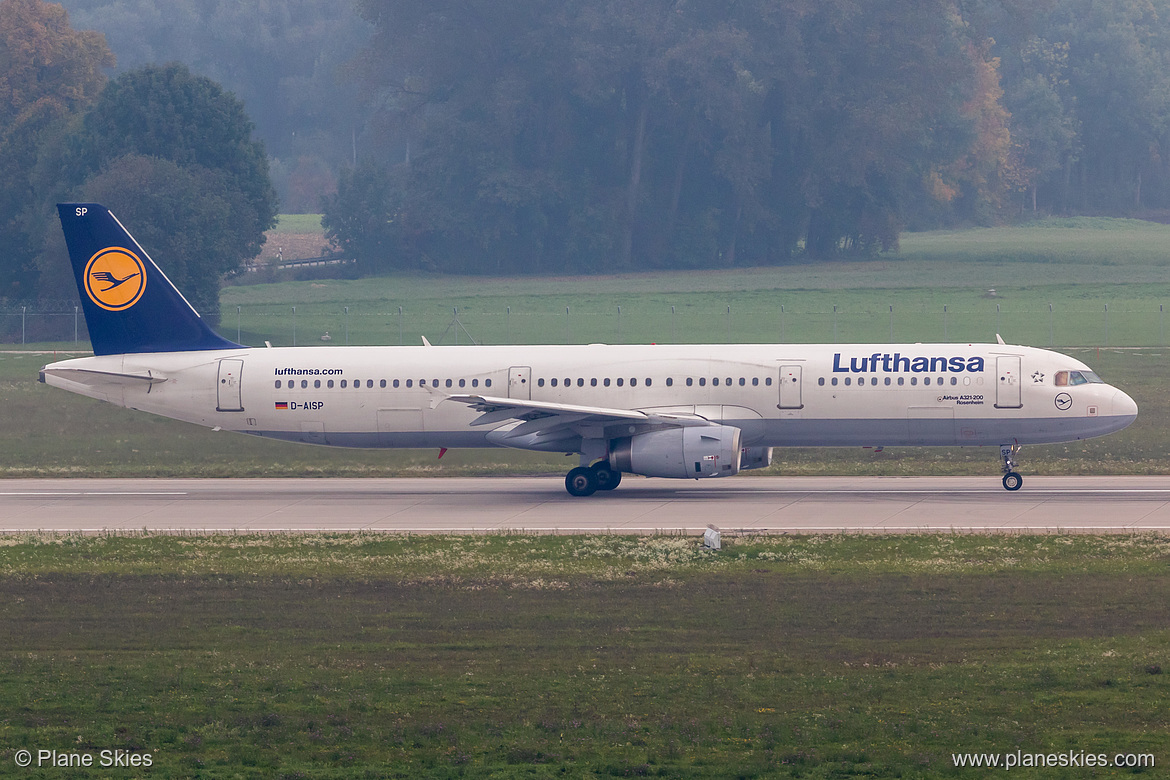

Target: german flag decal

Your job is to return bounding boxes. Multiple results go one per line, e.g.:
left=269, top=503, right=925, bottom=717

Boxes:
left=275, top=401, right=288, bottom=410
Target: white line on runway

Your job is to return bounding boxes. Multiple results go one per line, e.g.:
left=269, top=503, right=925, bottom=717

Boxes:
left=0, top=492, right=189, bottom=496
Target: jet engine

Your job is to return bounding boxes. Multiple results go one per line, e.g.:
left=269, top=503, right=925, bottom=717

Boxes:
left=609, top=425, right=742, bottom=479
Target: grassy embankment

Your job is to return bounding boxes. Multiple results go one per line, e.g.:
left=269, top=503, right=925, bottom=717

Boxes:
left=3, top=533, right=1169, bottom=778
left=5, top=216, right=1170, bottom=476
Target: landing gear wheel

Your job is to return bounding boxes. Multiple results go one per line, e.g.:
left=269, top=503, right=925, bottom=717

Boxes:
left=565, top=466, right=598, bottom=497
left=999, top=443, right=1023, bottom=492
left=591, top=461, right=622, bottom=491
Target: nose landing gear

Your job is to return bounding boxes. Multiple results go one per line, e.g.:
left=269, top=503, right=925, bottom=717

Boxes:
left=1000, top=444, right=1023, bottom=491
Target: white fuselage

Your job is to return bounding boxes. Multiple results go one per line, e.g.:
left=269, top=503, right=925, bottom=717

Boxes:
left=41, top=342, right=1137, bottom=453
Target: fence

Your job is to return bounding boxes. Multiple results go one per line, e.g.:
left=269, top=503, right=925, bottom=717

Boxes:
left=7, top=301, right=1170, bottom=350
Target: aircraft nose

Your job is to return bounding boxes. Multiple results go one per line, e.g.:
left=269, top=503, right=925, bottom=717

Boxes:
left=1111, top=388, right=1138, bottom=419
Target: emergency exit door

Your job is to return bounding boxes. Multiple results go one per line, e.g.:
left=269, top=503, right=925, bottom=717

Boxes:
left=216, top=358, right=244, bottom=412
left=508, top=366, right=532, bottom=400
left=995, top=355, right=1022, bottom=409
left=778, top=365, right=803, bottom=409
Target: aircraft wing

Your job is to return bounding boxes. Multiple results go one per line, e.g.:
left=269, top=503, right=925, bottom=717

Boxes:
left=445, top=393, right=714, bottom=442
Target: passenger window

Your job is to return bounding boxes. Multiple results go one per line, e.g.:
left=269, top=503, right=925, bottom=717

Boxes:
left=485, top=379, right=492, bottom=388
left=726, top=377, right=732, bottom=386
left=274, top=380, right=281, bottom=389
left=380, top=379, right=387, bottom=388
left=393, top=379, right=400, bottom=388
left=445, top=379, right=452, bottom=388
left=314, top=380, right=321, bottom=388
left=630, top=378, right=637, bottom=387
left=699, top=378, right=706, bottom=386
left=645, top=378, right=652, bottom=387
left=565, top=378, right=571, bottom=387
left=686, top=378, right=693, bottom=386
left=472, top=379, right=478, bottom=388
left=884, top=377, right=891, bottom=386
left=818, top=377, right=825, bottom=386
left=604, top=378, right=611, bottom=387
left=577, top=378, right=584, bottom=387
left=924, top=377, right=931, bottom=386
left=765, top=378, right=772, bottom=386
left=898, top=377, right=905, bottom=386
left=459, top=379, right=466, bottom=388
left=911, top=377, right=918, bottom=386
left=328, top=380, right=334, bottom=388
left=752, top=377, right=759, bottom=386
left=591, top=378, right=597, bottom=387
left=666, top=377, right=673, bottom=387
left=713, top=377, right=720, bottom=386
left=341, top=380, right=348, bottom=388
left=831, top=377, right=838, bottom=386
left=405, top=380, right=412, bottom=388
left=301, top=380, right=308, bottom=389
left=432, top=379, right=439, bottom=387
left=950, top=377, right=957, bottom=385
left=845, top=377, right=851, bottom=386
left=538, top=378, right=545, bottom=387
left=617, top=378, right=624, bottom=387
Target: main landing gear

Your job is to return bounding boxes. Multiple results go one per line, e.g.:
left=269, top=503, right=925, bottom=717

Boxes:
left=1000, top=444, right=1023, bottom=491
left=565, top=461, right=623, bottom=497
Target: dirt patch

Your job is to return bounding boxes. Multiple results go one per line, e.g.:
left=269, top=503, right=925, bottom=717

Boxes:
left=258, top=232, right=328, bottom=263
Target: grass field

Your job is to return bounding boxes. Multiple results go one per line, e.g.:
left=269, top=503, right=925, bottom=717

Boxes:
left=2, top=533, right=1169, bottom=778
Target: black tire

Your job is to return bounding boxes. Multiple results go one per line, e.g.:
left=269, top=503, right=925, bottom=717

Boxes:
left=566, top=466, right=598, bottom=497
left=591, top=462, right=622, bottom=491
left=1002, top=472, right=1023, bottom=491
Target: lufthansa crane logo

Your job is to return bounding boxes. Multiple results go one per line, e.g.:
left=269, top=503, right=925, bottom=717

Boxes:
left=84, top=247, right=146, bottom=311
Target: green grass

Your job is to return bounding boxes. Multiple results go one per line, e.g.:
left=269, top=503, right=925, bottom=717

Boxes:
left=270, top=213, right=323, bottom=233
left=2, top=533, right=1170, bottom=777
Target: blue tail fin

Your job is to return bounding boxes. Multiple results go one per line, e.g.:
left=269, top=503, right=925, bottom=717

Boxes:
left=57, top=203, right=243, bottom=355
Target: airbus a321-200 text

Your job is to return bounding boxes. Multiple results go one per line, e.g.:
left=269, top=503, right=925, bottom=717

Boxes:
left=41, top=204, right=1138, bottom=495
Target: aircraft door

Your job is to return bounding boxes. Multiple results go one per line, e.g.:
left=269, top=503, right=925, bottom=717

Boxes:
left=995, top=356, right=1023, bottom=409
left=216, top=358, right=244, bottom=412
left=508, top=366, right=532, bottom=400
left=778, top=365, right=803, bottom=409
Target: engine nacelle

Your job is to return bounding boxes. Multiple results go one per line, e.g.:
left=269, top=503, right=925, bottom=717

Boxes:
left=739, top=446, right=773, bottom=471
left=610, top=425, right=742, bottom=479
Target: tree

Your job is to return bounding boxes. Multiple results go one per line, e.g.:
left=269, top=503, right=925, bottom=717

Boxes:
left=55, top=64, right=279, bottom=322
left=339, top=0, right=1003, bottom=273
left=0, top=0, right=112, bottom=301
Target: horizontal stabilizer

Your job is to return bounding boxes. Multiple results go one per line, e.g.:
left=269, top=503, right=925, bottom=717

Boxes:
left=40, top=366, right=168, bottom=388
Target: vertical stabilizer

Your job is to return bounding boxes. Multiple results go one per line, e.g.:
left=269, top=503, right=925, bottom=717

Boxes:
left=57, top=203, right=243, bottom=355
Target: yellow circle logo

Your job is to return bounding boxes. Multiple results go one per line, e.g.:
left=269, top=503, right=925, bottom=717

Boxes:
left=84, top=247, right=146, bottom=311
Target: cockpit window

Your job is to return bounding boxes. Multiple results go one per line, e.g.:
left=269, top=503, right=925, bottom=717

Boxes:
left=1055, top=370, right=1104, bottom=387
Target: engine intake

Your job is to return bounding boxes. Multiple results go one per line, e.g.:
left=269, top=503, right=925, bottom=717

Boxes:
left=610, top=425, right=742, bottom=479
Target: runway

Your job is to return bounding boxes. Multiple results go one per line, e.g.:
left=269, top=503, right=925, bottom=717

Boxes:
left=1, top=475, right=1169, bottom=533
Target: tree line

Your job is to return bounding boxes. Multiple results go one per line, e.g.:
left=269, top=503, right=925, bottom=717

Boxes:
left=6, top=0, right=1170, bottom=324
left=0, top=0, right=276, bottom=330
left=325, top=0, right=1170, bottom=273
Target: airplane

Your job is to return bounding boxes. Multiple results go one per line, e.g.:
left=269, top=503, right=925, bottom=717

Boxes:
left=41, top=203, right=1138, bottom=496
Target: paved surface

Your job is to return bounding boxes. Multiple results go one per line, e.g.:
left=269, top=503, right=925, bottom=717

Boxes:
left=1, top=476, right=1169, bottom=533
